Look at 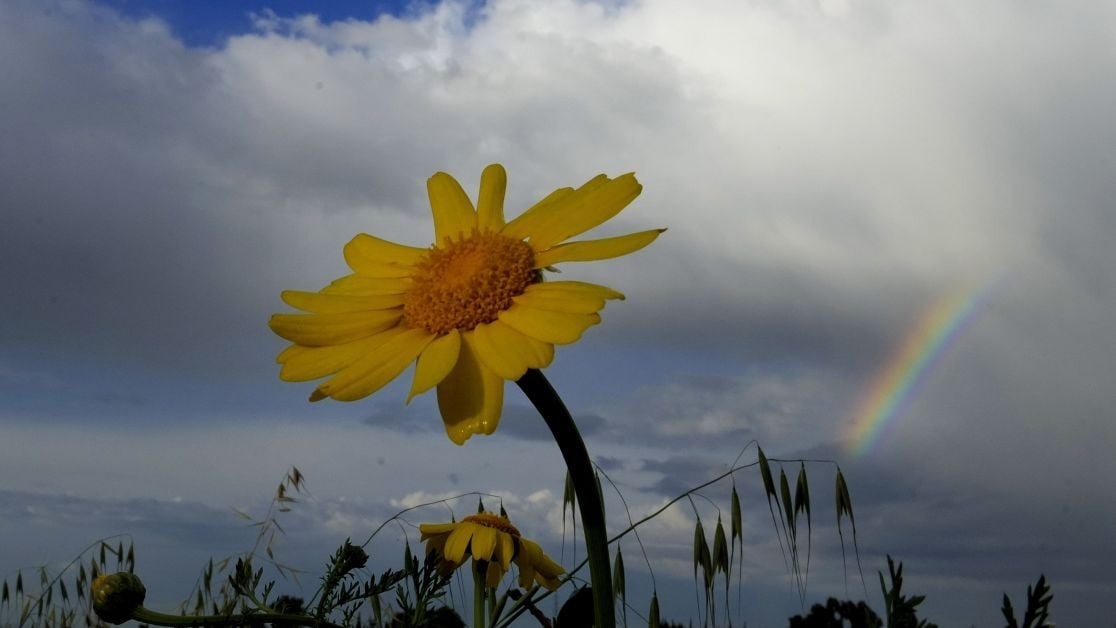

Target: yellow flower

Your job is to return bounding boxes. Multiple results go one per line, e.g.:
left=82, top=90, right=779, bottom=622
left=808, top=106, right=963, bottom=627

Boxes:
left=419, top=512, right=565, bottom=590
left=270, top=164, right=661, bottom=444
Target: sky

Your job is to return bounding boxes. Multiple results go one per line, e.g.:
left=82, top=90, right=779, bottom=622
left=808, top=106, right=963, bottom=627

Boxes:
left=1, top=0, right=1114, bottom=625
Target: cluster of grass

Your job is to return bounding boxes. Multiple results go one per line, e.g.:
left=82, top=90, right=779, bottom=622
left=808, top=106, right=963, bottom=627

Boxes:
left=2, top=450, right=1056, bottom=627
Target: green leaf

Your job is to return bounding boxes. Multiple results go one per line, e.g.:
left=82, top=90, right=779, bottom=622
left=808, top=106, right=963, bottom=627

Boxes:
left=731, top=484, right=743, bottom=544
left=836, top=470, right=854, bottom=524
left=794, top=464, right=808, bottom=518
left=563, top=471, right=576, bottom=516
left=779, top=468, right=795, bottom=539
left=648, top=592, right=661, bottom=628
left=712, top=517, right=729, bottom=576
left=757, top=447, right=776, bottom=499
left=692, top=518, right=707, bottom=579
left=613, top=547, right=626, bottom=602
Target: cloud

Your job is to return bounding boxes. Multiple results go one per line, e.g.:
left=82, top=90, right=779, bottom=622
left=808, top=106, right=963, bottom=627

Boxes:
left=2, top=0, right=1116, bottom=624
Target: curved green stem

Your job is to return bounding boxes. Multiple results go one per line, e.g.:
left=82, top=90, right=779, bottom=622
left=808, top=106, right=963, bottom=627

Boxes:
left=131, top=606, right=344, bottom=627
left=517, top=369, right=614, bottom=628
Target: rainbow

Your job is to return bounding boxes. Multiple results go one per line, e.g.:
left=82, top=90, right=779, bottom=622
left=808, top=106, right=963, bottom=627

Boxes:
left=845, top=285, right=990, bottom=457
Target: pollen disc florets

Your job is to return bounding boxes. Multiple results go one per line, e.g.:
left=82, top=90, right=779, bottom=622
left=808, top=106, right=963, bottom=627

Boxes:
left=463, top=512, right=522, bottom=537
left=403, top=232, right=538, bottom=334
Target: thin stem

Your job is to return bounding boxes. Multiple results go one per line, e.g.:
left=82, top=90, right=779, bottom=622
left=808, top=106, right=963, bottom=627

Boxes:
left=473, top=563, right=486, bottom=628
left=517, top=368, right=614, bottom=628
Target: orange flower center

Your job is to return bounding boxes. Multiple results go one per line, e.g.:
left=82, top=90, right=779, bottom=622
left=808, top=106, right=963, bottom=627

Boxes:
left=403, top=232, right=538, bottom=334
left=463, top=513, right=521, bottom=537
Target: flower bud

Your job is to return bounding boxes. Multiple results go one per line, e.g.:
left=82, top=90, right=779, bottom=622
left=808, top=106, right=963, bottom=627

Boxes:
left=91, top=572, right=146, bottom=625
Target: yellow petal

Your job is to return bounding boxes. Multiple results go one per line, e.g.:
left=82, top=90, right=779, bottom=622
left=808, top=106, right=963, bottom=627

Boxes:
left=343, top=233, right=426, bottom=277
left=436, top=333, right=504, bottom=445
left=496, top=528, right=515, bottom=569
left=419, top=523, right=457, bottom=539
left=515, top=541, right=540, bottom=589
left=281, top=290, right=404, bottom=313
left=277, top=344, right=304, bottom=364
left=500, top=180, right=596, bottom=241
left=470, top=525, right=498, bottom=562
left=477, top=164, right=507, bottom=232
left=268, top=310, right=402, bottom=346
left=534, top=229, right=665, bottom=267
left=279, top=334, right=389, bottom=382
left=321, top=274, right=412, bottom=295
left=444, top=524, right=474, bottom=564
left=407, top=330, right=461, bottom=403
left=526, top=280, right=625, bottom=301
left=471, top=320, right=554, bottom=379
left=428, top=171, right=477, bottom=245
left=497, top=304, right=601, bottom=345
left=313, top=328, right=433, bottom=401
left=516, top=539, right=563, bottom=590
left=503, top=173, right=642, bottom=251
left=513, top=289, right=607, bottom=315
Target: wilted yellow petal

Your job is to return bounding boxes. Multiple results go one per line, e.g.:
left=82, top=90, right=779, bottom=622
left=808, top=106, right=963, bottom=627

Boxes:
left=534, top=229, right=665, bottom=267
left=485, top=560, right=504, bottom=588
left=428, top=172, right=477, bottom=244
left=477, top=164, right=507, bottom=232
left=498, top=304, right=601, bottom=345
left=281, top=290, right=404, bottom=313
left=407, top=330, right=461, bottom=402
left=437, top=334, right=504, bottom=445
left=268, top=310, right=402, bottom=346
left=422, top=533, right=448, bottom=557
left=471, top=320, right=553, bottom=379
left=514, top=538, right=564, bottom=590
left=313, top=328, right=433, bottom=401
left=503, top=173, right=641, bottom=251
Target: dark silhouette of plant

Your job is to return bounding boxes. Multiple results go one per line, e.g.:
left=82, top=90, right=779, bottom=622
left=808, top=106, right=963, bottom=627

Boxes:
left=1001, top=574, right=1053, bottom=628
left=878, top=555, right=937, bottom=628
left=789, top=597, right=882, bottom=628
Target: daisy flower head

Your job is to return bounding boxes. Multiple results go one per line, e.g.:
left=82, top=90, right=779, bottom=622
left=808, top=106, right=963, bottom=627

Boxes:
left=269, top=164, right=662, bottom=444
left=419, top=512, right=565, bottom=590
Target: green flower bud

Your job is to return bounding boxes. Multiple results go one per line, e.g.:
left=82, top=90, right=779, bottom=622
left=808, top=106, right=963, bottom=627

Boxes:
left=91, top=572, right=146, bottom=625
